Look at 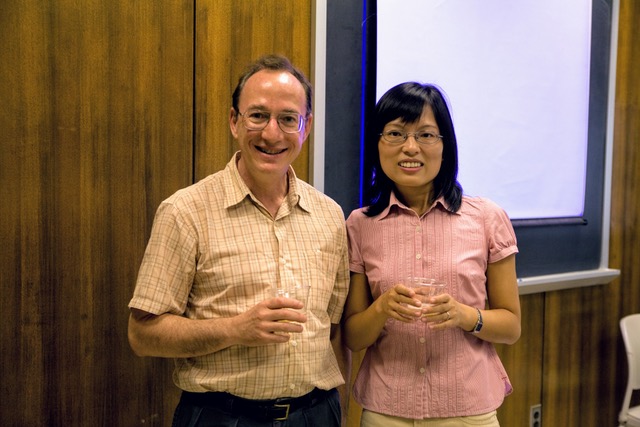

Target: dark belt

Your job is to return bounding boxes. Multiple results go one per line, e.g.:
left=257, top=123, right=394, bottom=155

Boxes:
left=180, top=387, right=333, bottom=421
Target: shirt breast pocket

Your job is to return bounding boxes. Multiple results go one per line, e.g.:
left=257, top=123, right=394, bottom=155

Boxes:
left=292, top=246, right=342, bottom=314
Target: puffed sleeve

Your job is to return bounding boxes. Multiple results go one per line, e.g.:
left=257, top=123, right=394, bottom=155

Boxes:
left=482, top=198, right=519, bottom=264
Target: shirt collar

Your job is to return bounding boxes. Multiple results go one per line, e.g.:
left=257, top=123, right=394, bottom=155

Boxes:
left=376, top=191, right=455, bottom=220
left=223, top=151, right=309, bottom=213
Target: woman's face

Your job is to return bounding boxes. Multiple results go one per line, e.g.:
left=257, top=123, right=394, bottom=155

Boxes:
left=378, top=106, right=443, bottom=198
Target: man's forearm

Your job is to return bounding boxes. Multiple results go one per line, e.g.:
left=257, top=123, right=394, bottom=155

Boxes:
left=128, top=309, right=235, bottom=358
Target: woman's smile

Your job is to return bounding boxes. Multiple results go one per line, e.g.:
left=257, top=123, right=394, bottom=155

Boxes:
left=398, top=160, right=424, bottom=169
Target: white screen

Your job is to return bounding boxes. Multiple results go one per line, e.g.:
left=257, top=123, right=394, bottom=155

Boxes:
left=376, top=0, right=593, bottom=219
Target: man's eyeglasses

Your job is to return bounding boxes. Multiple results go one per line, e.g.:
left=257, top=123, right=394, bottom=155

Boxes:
left=380, top=130, right=443, bottom=146
left=238, top=109, right=306, bottom=134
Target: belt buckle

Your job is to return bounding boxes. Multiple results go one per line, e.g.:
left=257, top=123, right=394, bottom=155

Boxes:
left=273, top=403, right=290, bottom=421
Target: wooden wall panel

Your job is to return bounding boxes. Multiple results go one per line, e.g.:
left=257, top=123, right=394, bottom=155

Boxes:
left=0, top=2, right=50, bottom=421
left=609, top=0, right=640, bottom=423
left=610, top=0, right=640, bottom=315
left=495, top=294, right=544, bottom=427
left=542, top=285, right=618, bottom=426
left=0, top=0, right=193, bottom=425
left=194, top=0, right=312, bottom=181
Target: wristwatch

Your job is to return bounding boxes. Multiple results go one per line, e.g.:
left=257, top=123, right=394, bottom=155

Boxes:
left=471, top=308, right=483, bottom=333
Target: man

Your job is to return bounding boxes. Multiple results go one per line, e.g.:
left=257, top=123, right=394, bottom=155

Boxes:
left=128, top=55, right=350, bottom=426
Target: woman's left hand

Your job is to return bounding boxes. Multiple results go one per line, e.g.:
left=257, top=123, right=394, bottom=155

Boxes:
left=420, top=294, right=470, bottom=331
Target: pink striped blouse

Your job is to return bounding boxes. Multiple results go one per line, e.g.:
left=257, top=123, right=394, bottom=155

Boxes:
left=346, top=192, right=518, bottom=419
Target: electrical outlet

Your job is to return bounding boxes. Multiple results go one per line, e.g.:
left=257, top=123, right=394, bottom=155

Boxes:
left=530, top=404, right=542, bottom=427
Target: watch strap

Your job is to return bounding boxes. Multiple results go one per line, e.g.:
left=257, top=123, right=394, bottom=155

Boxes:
left=471, top=308, right=483, bottom=333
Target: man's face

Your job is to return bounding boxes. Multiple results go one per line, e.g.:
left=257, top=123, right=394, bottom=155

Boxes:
left=230, top=69, right=312, bottom=182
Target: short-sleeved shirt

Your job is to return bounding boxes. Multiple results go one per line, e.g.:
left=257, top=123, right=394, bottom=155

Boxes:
left=346, top=192, right=518, bottom=419
left=129, top=152, right=349, bottom=399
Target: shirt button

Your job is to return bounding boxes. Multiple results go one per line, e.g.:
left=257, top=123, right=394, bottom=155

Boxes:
left=290, top=339, right=298, bottom=347
left=289, top=384, right=296, bottom=390
left=416, top=254, right=422, bottom=260
left=419, top=368, right=426, bottom=374
left=419, top=337, right=426, bottom=343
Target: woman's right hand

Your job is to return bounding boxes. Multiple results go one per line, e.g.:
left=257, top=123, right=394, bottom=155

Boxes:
left=373, top=284, right=422, bottom=323
left=344, top=273, right=421, bottom=351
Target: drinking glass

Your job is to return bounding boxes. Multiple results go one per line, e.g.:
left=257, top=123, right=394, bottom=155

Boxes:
left=403, top=277, right=446, bottom=312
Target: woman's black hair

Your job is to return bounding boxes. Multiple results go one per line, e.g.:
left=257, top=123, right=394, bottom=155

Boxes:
left=363, top=82, right=463, bottom=216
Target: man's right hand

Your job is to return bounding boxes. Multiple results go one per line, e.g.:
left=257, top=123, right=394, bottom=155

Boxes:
left=236, top=297, right=308, bottom=346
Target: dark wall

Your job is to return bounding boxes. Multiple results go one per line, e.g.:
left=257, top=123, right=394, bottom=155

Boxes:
left=324, top=0, right=365, bottom=215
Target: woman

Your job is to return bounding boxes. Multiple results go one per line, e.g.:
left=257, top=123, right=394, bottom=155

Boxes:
left=344, top=82, right=521, bottom=426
